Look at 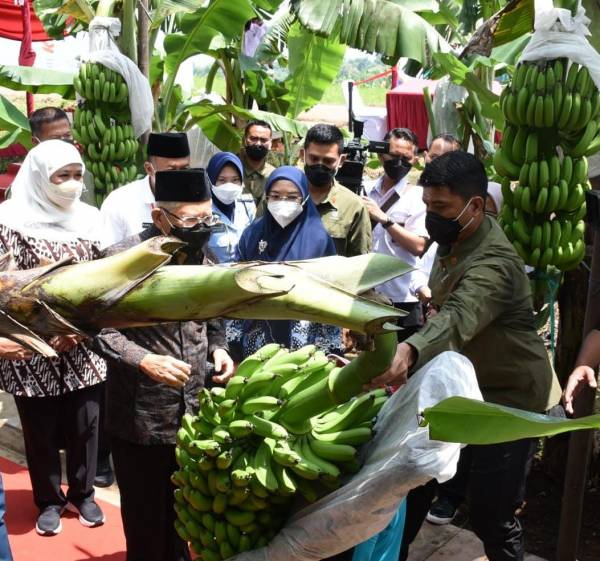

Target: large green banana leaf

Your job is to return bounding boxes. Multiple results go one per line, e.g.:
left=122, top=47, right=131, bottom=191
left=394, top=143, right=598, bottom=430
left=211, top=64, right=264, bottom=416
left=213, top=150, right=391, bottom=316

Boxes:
left=0, top=94, right=32, bottom=150
left=290, top=0, right=450, bottom=65
left=0, top=66, right=75, bottom=97
left=186, top=101, right=308, bottom=152
left=283, top=23, right=346, bottom=118
left=162, top=0, right=255, bottom=79
left=422, top=397, right=600, bottom=445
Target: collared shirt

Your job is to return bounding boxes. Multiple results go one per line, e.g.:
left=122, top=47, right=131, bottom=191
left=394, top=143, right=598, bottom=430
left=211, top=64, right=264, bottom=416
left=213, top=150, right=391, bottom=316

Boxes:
left=100, top=176, right=154, bottom=247
left=406, top=216, right=562, bottom=412
left=316, top=181, right=372, bottom=257
left=208, top=195, right=256, bottom=264
left=239, top=152, right=275, bottom=206
left=366, top=176, right=428, bottom=303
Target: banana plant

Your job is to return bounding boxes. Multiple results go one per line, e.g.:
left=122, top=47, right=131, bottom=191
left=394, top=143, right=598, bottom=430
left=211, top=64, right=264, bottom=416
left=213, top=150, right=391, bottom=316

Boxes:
left=0, top=94, right=33, bottom=150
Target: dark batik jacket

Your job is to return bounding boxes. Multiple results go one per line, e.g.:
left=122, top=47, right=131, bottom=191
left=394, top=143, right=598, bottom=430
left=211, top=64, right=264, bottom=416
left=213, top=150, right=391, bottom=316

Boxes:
left=92, top=226, right=228, bottom=445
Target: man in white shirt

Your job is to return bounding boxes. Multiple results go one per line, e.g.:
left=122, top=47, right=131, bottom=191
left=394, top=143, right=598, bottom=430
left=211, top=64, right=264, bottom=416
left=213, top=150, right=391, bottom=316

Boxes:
left=363, top=127, right=428, bottom=340
left=100, top=132, right=190, bottom=246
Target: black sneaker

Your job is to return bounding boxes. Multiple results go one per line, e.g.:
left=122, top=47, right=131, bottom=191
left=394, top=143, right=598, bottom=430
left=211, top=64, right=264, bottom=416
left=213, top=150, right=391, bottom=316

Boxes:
left=94, top=457, right=115, bottom=488
left=67, top=500, right=106, bottom=527
left=426, top=497, right=458, bottom=525
left=35, top=505, right=64, bottom=536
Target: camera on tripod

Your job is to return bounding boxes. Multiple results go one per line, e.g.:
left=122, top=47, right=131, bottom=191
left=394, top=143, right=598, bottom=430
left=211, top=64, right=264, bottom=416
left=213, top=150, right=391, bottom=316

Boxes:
left=335, top=119, right=389, bottom=194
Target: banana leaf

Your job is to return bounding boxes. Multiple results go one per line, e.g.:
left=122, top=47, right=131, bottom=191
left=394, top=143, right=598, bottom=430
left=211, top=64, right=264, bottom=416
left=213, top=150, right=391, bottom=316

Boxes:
left=0, top=65, right=75, bottom=97
left=0, top=94, right=32, bottom=150
left=0, top=237, right=410, bottom=356
left=422, top=397, right=600, bottom=445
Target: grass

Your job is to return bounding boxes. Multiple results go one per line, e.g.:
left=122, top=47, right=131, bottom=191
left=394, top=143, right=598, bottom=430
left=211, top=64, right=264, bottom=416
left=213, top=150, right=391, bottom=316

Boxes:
left=192, top=74, right=388, bottom=109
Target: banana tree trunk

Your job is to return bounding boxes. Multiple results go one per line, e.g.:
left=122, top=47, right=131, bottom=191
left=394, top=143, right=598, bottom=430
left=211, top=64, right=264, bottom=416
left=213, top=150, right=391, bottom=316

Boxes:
left=0, top=237, right=409, bottom=357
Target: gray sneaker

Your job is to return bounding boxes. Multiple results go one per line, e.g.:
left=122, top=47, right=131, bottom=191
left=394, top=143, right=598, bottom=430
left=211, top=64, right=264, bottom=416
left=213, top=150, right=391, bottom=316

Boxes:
left=35, top=505, right=64, bottom=536
left=67, top=500, right=105, bottom=527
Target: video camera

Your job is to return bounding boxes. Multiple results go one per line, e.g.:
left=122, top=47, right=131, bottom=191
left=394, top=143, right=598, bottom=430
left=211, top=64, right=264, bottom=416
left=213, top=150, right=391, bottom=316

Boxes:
left=335, top=119, right=389, bottom=195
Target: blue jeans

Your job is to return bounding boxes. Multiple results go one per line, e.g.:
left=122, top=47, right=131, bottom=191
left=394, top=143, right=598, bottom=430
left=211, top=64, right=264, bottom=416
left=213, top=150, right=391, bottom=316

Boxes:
left=0, top=474, right=13, bottom=561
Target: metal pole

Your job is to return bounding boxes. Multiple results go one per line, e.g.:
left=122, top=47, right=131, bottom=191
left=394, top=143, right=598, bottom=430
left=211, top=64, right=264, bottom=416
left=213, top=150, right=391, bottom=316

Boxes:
left=348, top=81, right=354, bottom=133
left=556, top=178, right=600, bottom=560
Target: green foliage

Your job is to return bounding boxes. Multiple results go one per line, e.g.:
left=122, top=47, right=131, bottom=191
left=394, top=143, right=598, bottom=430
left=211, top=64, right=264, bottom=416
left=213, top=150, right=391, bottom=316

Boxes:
left=0, top=95, right=32, bottom=150
left=283, top=23, right=346, bottom=118
left=0, top=66, right=75, bottom=98
left=290, top=0, right=451, bottom=65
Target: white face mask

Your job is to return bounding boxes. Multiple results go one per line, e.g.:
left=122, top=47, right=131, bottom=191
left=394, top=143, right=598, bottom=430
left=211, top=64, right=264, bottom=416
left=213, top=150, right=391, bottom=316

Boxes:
left=268, top=199, right=303, bottom=228
left=212, top=182, right=243, bottom=205
left=44, top=178, right=83, bottom=209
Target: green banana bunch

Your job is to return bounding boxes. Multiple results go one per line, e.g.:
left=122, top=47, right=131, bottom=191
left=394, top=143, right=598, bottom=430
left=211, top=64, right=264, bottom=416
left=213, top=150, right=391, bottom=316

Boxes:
left=173, top=342, right=391, bottom=558
left=496, top=57, right=594, bottom=273
left=72, top=61, right=139, bottom=206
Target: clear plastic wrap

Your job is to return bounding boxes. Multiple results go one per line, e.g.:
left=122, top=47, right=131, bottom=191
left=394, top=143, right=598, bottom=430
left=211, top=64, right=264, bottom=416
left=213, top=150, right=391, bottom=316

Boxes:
left=83, top=17, right=153, bottom=137
left=519, top=0, right=600, bottom=89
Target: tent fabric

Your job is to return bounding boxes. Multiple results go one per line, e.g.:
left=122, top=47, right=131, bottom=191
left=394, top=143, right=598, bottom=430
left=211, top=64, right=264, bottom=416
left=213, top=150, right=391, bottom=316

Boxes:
left=386, top=77, right=438, bottom=151
left=0, top=0, right=51, bottom=42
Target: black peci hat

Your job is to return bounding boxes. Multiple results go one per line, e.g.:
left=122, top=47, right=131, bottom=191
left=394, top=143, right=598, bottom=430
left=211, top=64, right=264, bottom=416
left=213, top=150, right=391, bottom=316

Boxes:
left=147, top=132, right=190, bottom=158
left=154, top=168, right=212, bottom=202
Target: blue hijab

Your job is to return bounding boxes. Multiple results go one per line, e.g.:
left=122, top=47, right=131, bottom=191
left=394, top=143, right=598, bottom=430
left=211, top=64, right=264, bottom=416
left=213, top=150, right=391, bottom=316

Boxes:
left=207, top=152, right=244, bottom=221
left=237, top=166, right=336, bottom=261
left=236, top=166, right=336, bottom=348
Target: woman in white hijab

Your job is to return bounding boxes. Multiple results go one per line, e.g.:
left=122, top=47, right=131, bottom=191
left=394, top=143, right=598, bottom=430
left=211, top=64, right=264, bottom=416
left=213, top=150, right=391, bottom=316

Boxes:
left=0, top=140, right=107, bottom=536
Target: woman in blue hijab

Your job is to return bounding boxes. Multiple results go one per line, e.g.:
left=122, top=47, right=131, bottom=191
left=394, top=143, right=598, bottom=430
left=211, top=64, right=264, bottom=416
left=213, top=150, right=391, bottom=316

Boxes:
left=231, top=166, right=342, bottom=358
left=206, top=152, right=255, bottom=263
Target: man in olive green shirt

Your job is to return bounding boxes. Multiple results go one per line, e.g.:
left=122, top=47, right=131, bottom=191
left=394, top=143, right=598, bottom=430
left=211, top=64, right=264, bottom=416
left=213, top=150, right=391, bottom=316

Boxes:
left=300, top=124, right=372, bottom=257
left=239, top=119, right=275, bottom=206
left=369, top=152, right=560, bottom=561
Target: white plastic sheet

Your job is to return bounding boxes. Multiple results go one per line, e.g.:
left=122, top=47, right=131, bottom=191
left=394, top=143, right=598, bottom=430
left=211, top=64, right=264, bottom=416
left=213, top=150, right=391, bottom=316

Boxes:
left=83, top=17, right=153, bottom=138
left=228, top=351, right=483, bottom=561
left=427, top=76, right=467, bottom=146
left=520, top=0, right=600, bottom=91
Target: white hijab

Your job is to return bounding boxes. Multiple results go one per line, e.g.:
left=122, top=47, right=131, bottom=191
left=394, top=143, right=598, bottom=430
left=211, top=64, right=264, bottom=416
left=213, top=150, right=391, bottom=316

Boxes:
left=0, top=140, right=101, bottom=242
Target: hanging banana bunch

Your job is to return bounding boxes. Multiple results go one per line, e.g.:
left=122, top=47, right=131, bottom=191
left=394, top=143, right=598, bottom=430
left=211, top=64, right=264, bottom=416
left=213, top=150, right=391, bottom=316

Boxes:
left=172, top=336, right=395, bottom=559
left=72, top=62, right=140, bottom=206
left=495, top=59, right=598, bottom=271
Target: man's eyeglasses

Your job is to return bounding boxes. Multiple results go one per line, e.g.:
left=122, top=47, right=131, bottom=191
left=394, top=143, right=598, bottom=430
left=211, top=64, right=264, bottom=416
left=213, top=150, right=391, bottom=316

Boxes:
left=266, top=194, right=303, bottom=203
left=162, top=208, right=222, bottom=228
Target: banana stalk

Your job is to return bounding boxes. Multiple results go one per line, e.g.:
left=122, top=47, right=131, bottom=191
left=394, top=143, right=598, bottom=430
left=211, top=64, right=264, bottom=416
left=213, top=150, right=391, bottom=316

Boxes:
left=0, top=237, right=409, bottom=357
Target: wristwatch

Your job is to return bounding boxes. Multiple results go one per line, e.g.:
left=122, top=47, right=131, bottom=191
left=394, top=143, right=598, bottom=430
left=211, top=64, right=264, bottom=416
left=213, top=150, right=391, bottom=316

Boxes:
left=382, top=218, right=395, bottom=229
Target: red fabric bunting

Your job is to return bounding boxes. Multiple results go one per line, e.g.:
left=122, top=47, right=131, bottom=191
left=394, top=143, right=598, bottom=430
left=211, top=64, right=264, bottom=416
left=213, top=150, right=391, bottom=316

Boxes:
left=0, top=0, right=51, bottom=42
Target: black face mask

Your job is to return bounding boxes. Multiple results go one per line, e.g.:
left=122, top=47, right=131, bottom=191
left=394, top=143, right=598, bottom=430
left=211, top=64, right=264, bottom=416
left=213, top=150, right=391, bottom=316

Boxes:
left=245, top=144, right=269, bottom=161
left=425, top=198, right=474, bottom=246
left=304, top=163, right=336, bottom=188
left=169, top=224, right=211, bottom=250
left=383, top=158, right=412, bottom=182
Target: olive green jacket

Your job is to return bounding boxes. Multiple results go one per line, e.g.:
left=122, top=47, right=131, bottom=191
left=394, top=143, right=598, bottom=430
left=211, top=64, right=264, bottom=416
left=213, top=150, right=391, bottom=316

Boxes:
left=406, top=216, right=562, bottom=412
left=315, top=181, right=372, bottom=257
left=239, top=152, right=275, bottom=206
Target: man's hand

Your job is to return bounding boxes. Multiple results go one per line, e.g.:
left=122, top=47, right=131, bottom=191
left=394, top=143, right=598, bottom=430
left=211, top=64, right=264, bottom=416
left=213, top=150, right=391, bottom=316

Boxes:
left=212, top=348, right=235, bottom=384
left=563, top=365, right=597, bottom=415
left=416, top=286, right=432, bottom=304
left=139, top=354, right=191, bottom=388
left=361, top=196, right=388, bottom=224
left=364, top=343, right=416, bottom=390
left=0, top=338, right=33, bottom=361
left=49, top=334, right=84, bottom=353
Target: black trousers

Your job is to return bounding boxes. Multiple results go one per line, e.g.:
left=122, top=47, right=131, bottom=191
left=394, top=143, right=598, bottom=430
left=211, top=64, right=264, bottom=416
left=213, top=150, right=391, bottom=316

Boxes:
left=400, top=439, right=536, bottom=561
left=436, top=446, right=472, bottom=508
left=110, top=436, right=191, bottom=561
left=14, top=384, right=101, bottom=511
left=96, top=383, right=111, bottom=469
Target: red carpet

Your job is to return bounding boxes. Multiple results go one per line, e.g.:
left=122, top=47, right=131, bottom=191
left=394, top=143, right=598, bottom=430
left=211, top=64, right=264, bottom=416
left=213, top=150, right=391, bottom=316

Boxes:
left=1, top=457, right=126, bottom=560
